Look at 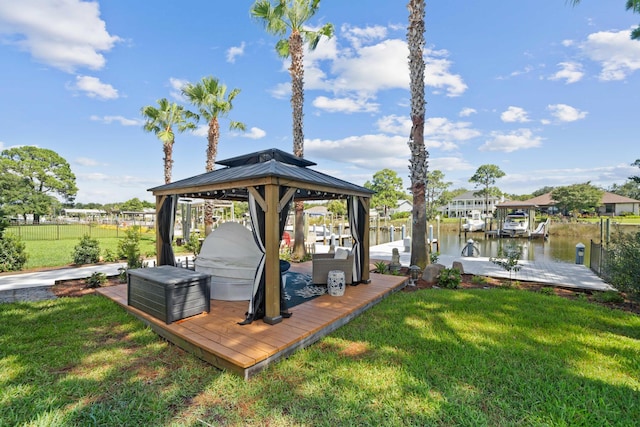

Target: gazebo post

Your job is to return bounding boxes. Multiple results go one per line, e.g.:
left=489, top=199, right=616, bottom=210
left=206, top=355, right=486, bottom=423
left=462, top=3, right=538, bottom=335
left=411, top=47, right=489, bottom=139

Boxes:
left=155, top=195, right=165, bottom=265
left=263, top=183, right=282, bottom=325
left=361, top=197, right=371, bottom=283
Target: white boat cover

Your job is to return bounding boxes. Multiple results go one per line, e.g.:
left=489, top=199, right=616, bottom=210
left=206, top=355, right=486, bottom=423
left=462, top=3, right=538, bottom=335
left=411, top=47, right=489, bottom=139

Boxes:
left=195, top=222, right=262, bottom=301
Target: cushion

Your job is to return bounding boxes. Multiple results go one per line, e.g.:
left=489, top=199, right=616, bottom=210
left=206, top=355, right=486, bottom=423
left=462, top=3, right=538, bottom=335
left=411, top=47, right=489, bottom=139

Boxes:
left=334, top=248, right=349, bottom=259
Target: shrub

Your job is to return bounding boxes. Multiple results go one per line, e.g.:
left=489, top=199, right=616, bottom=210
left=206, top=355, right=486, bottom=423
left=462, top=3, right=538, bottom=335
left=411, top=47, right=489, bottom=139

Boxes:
left=390, top=211, right=410, bottom=220
left=184, top=232, right=203, bottom=256
left=118, top=227, right=143, bottom=268
left=430, top=251, right=440, bottom=264
left=72, top=234, right=101, bottom=265
left=438, top=267, right=461, bottom=289
left=102, top=249, right=118, bottom=262
left=605, top=230, right=640, bottom=295
left=86, top=272, right=107, bottom=288
left=0, top=233, right=28, bottom=272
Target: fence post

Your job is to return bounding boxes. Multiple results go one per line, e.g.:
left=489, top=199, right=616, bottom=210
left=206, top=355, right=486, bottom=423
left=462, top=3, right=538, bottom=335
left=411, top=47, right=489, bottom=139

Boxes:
left=57, top=222, right=60, bottom=240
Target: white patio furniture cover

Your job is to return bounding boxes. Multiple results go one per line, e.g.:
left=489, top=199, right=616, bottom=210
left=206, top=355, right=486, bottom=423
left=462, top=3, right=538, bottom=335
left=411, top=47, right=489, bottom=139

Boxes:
left=195, top=222, right=262, bottom=301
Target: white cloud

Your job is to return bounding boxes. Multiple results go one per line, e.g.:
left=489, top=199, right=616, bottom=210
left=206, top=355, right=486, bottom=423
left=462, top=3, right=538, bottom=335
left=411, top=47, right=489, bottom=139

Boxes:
left=226, top=42, right=245, bottom=63
left=341, top=24, right=387, bottom=49
left=376, top=115, right=480, bottom=149
left=480, top=129, right=543, bottom=152
left=549, top=61, right=584, bottom=84
left=240, top=127, right=266, bottom=139
left=579, top=28, right=640, bottom=81
left=312, top=95, right=379, bottom=113
left=459, top=108, right=477, bottom=117
left=501, top=106, right=530, bottom=123
left=306, top=134, right=410, bottom=170
left=169, top=77, right=189, bottom=101
left=90, top=115, right=141, bottom=126
left=192, top=125, right=208, bottom=138
left=74, top=157, right=99, bottom=166
left=273, top=25, right=467, bottom=101
left=547, top=104, right=588, bottom=122
left=0, top=0, right=120, bottom=73
left=69, top=75, right=118, bottom=99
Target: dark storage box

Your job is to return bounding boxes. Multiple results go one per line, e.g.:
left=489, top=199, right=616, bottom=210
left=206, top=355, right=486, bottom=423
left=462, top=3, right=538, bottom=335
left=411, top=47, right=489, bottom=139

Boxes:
left=127, top=265, right=211, bottom=324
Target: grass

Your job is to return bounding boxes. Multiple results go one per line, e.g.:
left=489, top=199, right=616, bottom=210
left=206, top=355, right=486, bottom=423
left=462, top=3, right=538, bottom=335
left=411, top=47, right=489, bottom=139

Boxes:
left=21, top=234, right=191, bottom=269
left=1, top=289, right=638, bottom=426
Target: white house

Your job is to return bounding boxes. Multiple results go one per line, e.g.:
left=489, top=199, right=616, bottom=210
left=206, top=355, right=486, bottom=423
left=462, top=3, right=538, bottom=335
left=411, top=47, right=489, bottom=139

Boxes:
left=440, top=191, right=503, bottom=218
left=390, top=199, right=413, bottom=215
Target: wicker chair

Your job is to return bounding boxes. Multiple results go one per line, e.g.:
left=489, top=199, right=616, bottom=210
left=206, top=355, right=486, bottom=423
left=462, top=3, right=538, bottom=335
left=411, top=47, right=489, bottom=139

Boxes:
left=312, top=252, right=354, bottom=285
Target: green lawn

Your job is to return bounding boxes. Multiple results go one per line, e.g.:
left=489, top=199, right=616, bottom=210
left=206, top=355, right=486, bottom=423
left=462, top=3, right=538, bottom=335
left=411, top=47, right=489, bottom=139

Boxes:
left=1, top=288, right=638, bottom=426
left=20, top=234, right=191, bottom=269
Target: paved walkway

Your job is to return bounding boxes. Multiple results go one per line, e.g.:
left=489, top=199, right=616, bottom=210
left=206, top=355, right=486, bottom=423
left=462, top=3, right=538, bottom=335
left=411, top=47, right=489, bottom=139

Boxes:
left=0, top=243, right=614, bottom=303
left=369, top=240, right=616, bottom=292
left=0, top=256, right=196, bottom=303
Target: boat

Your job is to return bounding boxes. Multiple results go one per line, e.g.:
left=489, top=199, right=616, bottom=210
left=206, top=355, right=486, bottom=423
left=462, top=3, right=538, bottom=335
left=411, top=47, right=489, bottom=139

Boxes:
left=500, top=211, right=529, bottom=237
left=462, top=210, right=485, bottom=232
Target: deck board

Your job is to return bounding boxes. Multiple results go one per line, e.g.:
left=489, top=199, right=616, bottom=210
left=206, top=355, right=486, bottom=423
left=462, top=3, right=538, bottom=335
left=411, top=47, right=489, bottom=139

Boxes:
left=97, top=264, right=406, bottom=378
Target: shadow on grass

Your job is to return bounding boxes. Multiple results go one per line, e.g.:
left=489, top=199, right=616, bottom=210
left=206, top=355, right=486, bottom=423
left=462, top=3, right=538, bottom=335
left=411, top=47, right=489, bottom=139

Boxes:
left=246, top=289, right=640, bottom=426
left=2, top=289, right=639, bottom=426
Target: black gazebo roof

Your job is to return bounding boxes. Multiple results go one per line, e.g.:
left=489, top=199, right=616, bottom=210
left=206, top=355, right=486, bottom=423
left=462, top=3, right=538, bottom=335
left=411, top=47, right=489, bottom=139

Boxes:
left=148, top=148, right=374, bottom=201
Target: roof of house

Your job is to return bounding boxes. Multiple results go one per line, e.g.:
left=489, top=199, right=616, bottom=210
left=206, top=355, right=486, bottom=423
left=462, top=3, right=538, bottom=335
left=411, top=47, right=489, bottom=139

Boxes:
left=522, top=191, right=640, bottom=206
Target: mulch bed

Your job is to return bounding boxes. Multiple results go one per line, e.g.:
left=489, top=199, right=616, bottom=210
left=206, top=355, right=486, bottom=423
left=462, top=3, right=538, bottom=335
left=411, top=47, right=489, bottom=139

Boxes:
left=51, top=269, right=640, bottom=316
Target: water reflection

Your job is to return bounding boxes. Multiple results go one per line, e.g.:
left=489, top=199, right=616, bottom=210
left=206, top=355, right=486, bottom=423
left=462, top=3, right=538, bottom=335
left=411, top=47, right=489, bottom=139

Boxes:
left=435, top=232, right=589, bottom=265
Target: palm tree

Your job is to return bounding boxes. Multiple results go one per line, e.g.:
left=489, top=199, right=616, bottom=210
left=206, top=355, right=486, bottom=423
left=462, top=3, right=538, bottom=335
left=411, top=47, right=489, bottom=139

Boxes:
left=251, top=0, right=333, bottom=259
left=141, top=98, right=195, bottom=184
left=182, top=76, right=245, bottom=235
left=407, top=0, right=429, bottom=269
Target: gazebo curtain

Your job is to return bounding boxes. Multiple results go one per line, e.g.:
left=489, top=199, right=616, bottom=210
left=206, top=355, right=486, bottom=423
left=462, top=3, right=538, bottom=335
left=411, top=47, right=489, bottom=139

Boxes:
left=158, top=195, right=177, bottom=266
left=348, top=196, right=366, bottom=284
left=240, top=186, right=293, bottom=325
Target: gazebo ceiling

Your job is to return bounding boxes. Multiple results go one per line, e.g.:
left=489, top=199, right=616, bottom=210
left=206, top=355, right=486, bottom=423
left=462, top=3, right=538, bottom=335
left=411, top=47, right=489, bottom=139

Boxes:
left=148, top=148, right=374, bottom=201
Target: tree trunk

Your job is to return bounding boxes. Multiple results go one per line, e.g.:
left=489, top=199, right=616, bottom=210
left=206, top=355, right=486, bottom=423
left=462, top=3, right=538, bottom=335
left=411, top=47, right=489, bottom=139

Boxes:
left=163, top=140, right=173, bottom=184
left=204, top=117, right=220, bottom=236
left=290, top=30, right=307, bottom=259
left=408, top=0, right=429, bottom=269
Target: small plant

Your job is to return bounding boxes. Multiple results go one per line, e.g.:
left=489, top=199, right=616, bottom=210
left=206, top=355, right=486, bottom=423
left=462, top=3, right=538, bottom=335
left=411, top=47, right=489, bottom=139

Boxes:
left=118, top=227, right=144, bottom=268
left=102, top=248, right=118, bottom=262
left=86, top=272, right=107, bottom=288
left=374, top=261, right=388, bottom=274
left=593, top=291, right=625, bottom=304
left=438, top=267, right=461, bottom=289
left=430, top=251, right=440, bottom=264
left=184, top=232, right=203, bottom=256
left=490, top=243, right=522, bottom=284
left=72, top=234, right=101, bottom=265
left=0, top=232, right=28, bottom=272
left=471, top=275, right=489, bottom=285
left=118, top=267, right=128, bottom=283
left=539, top=286, right=555, bottom=296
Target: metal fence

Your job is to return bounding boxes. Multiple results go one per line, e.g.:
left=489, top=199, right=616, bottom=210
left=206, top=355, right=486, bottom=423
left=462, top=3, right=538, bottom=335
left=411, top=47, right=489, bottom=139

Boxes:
left=6, top=222, right=154, bottom=241
left=589, top=240, right=611, bottom=281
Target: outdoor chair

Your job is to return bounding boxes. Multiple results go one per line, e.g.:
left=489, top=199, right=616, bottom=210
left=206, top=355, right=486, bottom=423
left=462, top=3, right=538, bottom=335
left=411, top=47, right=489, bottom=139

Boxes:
left=312, top=249, right=354, bottom=285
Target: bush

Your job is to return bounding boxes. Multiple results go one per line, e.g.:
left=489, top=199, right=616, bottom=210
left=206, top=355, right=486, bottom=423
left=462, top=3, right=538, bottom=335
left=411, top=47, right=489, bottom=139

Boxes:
left=86, top=272, right=107, bottom=288
left=605, top=231, right=640, bottom=295
left=72, top=234, right=101, bottom=265
left=118, top=227, right=143, bottom=268
left=438, top=267, right=461, bottom=289
left=390, top=211, right=410, bottom=220
left=0, top=233, right=28, bottom=272
left=184, top=232, right=202, bottom=256
left=102, top=249, right=118, bottom=262
left=374, top=261, right=388, bottom=274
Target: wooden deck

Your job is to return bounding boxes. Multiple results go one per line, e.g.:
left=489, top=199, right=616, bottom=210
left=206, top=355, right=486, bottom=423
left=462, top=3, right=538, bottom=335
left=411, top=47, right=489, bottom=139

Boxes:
left=96, top=264, right=406, bottom=379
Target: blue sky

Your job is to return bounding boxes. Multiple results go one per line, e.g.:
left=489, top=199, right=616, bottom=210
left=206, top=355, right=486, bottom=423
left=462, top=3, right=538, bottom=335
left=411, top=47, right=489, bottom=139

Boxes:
left=1, top=0, right=639, bottom=204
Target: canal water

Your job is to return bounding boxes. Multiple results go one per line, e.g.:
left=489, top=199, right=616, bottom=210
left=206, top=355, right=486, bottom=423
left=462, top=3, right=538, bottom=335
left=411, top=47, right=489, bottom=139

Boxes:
left=432, top=232, right=590, bottom=266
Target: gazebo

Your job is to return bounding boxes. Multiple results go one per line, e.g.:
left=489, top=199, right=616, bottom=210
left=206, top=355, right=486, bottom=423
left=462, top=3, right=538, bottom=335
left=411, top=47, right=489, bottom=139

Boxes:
left=148, top=148, right=374, bottom=325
